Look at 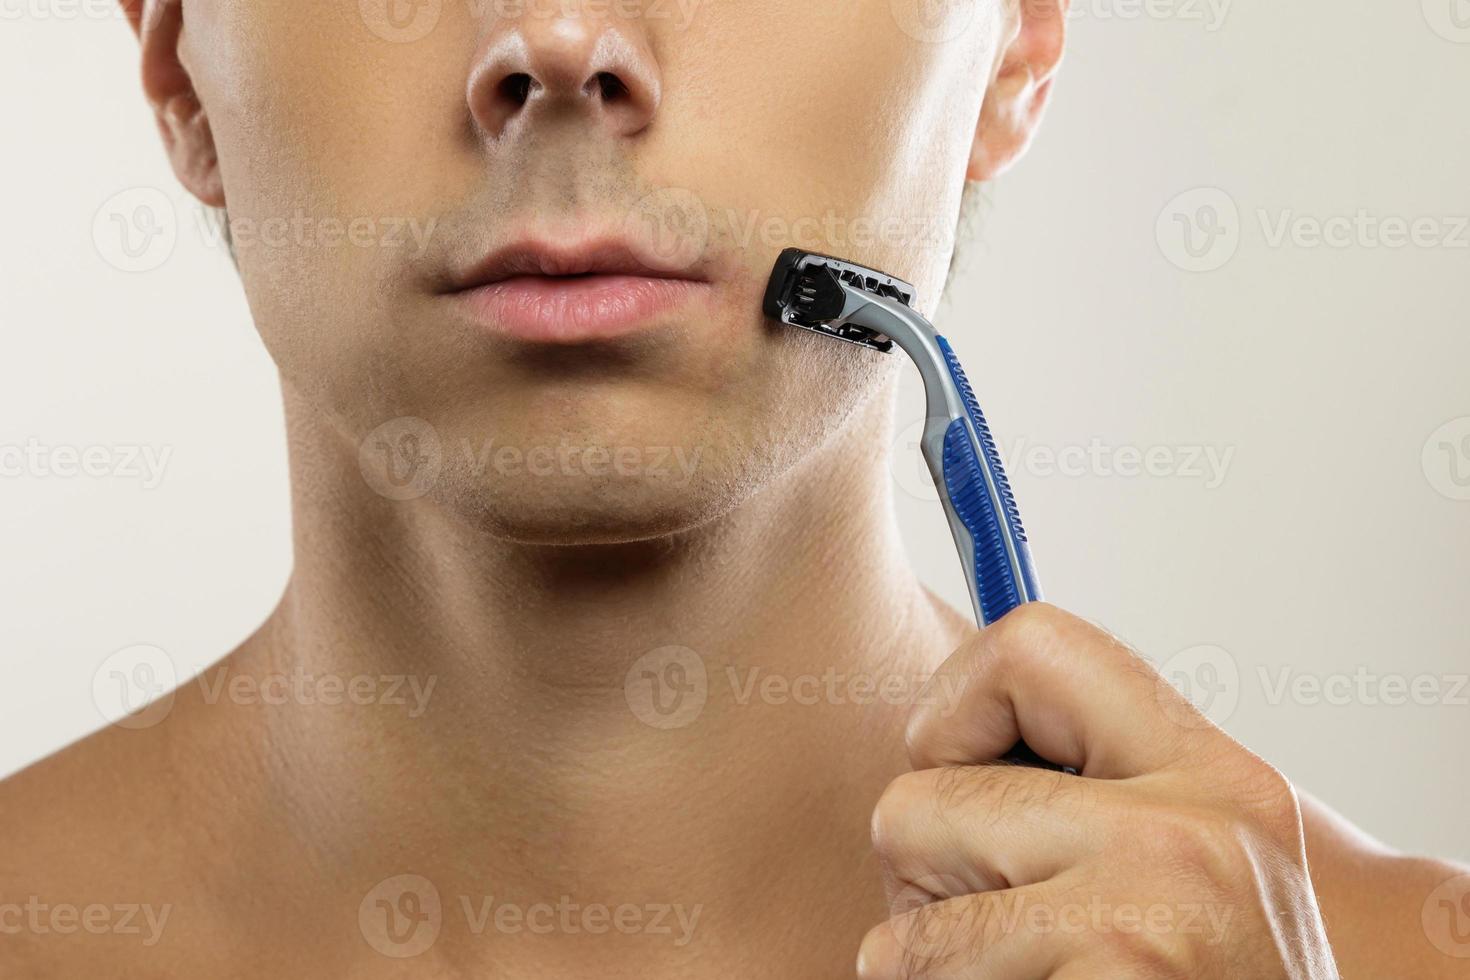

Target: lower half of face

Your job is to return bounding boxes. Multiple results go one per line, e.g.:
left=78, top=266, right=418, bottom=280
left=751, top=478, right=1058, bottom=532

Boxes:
left=188, top=0, right=998, bottom=543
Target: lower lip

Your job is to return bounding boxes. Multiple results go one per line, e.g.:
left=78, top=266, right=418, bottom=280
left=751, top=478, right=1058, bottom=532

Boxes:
left=457, top=274, right=708, bottom=343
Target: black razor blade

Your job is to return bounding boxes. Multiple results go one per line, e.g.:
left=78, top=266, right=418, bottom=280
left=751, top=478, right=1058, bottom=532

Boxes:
left=762, top=248, right=916, bottom=353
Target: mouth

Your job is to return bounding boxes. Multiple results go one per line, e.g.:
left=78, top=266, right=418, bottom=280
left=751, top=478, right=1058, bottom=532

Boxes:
left=443, top=238, right=713, bottom=344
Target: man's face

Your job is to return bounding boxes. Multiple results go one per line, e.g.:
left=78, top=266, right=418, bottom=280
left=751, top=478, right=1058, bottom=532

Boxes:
left=181, top=0, right=1005, bottom=542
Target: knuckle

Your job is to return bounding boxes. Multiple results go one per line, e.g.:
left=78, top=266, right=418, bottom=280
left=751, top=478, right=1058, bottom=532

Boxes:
left=928, top=763, right=993, bottom=814
left=935, top=763, right=1071, bottom=827
left=1234, top=757, right=1301, bottom=832
left=983, top=603, right=1135, bottom=680
left=1141, top=803, right=1254, bottom=893
left=982, top=602, right=1064, bottom=668
left=1096, top=928, right=1198, bottom=980
left=871, top=771, right=935, bottom=859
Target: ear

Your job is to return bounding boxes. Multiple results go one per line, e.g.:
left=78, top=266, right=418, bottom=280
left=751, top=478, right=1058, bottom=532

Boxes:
left=118, top=0, right=225, bottom=207
left=968, top=0, right=1069, bottom=182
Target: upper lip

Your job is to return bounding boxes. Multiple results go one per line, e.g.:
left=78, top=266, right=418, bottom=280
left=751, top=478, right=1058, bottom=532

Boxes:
left=444, top=238, right=707, bottom=292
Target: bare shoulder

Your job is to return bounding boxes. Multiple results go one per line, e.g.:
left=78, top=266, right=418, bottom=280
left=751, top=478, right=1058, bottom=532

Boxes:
left=0, top=677, right=261, bottom=976
left=0, top=683, right=236, bottom=860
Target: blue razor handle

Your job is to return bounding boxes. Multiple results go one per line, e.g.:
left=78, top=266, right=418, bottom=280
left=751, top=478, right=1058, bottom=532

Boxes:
left=832, top=297, right=1063, bottom=771
left=932, top=339, right=1059, bottom=772
left=831, top=290, right=1043, bottom=630
left=765, top=250, right=1064, bottom=771
left=934, top=337, right=1042, bottom=623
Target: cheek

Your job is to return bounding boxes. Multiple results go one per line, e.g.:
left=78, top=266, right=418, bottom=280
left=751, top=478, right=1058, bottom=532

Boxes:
left=680, top=0, right=998, bottom=306
left=181, top=0, right=480, bottom=388
left=188, top=0, right=474, bottom=205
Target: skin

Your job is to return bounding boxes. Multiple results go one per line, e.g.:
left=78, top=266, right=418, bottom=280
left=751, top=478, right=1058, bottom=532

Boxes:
left=1, top=0, right=1465, bottom=976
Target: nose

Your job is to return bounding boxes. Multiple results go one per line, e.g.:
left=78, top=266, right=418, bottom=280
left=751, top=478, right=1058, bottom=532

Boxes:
left=467, top=13, right=661, bottom=140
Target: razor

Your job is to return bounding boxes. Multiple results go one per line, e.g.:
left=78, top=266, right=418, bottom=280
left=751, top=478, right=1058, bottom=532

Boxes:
left=765, top=248, right=1058, bottom=769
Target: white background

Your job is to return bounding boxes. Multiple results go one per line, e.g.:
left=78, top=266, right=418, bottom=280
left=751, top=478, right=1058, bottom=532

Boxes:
left=2, top=1, right=1467, bottom=861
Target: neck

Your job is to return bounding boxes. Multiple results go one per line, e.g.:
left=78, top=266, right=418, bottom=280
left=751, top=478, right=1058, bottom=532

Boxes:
left=232, top=380, right=967, bottom=972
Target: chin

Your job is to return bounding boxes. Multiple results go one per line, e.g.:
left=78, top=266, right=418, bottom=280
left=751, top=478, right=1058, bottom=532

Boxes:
left=413, top=395, right=836, bottom=545
left=344, top=327, right=895, bottom=546
left=432, top=464, right=757, bottom=546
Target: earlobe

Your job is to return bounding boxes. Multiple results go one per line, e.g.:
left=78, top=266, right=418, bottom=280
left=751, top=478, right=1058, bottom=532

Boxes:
left=120, top=0, right=225, bottom=207
left=967, top=0, right=1069, bottom=183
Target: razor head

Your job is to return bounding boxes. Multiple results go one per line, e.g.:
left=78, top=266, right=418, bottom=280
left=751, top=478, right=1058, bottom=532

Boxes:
left=763, top=248, right=916, bottom=353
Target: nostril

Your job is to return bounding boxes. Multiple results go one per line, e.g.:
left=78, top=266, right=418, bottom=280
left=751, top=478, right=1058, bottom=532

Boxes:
left=467, top=30, right=660, bottom=140
left=589, top=71, right=630, bottom=104
left=499, top=72, right=536, bottom=107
